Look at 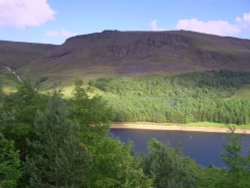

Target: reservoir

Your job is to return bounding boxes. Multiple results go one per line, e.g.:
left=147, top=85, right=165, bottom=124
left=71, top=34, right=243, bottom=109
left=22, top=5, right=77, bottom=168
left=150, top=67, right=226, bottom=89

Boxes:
left=110, top=129, right=250, bottom=167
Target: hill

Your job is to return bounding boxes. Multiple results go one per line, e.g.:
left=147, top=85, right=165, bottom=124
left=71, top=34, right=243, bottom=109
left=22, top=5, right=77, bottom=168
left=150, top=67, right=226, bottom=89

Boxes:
left=0, top=40, right=57, bottom=69
left=0, top=30, right=250, bottom=88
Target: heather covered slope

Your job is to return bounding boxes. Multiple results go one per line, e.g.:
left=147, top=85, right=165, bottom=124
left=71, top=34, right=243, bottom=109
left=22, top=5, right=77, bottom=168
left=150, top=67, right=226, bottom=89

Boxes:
left=0, top=41, right=57, bottom=89
left=33, top=30, right=250, bottom=70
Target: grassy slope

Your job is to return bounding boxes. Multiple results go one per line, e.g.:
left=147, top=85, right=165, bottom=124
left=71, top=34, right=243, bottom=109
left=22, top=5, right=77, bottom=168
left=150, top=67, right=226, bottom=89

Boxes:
left=233, top=84, right=250, bottom=98
left=0, top=69, right=18, bottom=94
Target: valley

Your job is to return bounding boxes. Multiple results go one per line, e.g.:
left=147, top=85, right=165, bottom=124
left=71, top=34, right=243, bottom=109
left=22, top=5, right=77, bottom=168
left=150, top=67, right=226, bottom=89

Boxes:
left=1, top=30, right=250, bottom=187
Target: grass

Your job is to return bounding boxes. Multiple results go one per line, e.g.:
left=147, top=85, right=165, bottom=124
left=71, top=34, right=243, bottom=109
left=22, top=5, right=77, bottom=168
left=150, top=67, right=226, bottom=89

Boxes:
left=2, top=86, right=17, bottom=94
left=233, top=84, right=250, bottom=98
left=0, top=69, right=19, bottom=94
left=24, top=65, right=117, bottom=91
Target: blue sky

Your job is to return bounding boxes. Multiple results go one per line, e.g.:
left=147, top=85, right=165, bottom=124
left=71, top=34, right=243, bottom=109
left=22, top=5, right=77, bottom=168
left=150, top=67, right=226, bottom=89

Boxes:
left=0, top=0, right=249, bottom=44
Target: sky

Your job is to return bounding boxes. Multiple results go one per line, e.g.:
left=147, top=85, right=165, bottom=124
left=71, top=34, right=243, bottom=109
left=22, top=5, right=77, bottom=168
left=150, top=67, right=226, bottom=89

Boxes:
left=0, top=0, right=249, bottom=44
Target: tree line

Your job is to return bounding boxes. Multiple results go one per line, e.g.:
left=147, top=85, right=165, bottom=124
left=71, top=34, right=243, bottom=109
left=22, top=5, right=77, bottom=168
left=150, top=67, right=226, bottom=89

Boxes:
left=89, top=70, right=250, bottom=125
left=0, top=78, right=250, bottom=187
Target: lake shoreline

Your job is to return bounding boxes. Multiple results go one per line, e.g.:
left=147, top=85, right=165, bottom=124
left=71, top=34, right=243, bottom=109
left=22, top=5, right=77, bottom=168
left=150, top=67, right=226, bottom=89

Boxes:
left=111, top=124, right=250, bottom=134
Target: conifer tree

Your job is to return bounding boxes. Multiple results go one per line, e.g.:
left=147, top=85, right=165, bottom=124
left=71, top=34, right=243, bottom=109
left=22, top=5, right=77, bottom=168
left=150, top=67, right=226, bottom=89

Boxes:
left=85, top=137, right=152, bottom=188
left=25, top=93, right=90, bottom=187
left=70, top=79, right=113, bottom=140
left=144, top=139, right=201, bottom=188
left=0, top=134, right=21, bottom=188
left=2, top=80, right=48, bottom=160
left=221, top=134, right=250, bottom=188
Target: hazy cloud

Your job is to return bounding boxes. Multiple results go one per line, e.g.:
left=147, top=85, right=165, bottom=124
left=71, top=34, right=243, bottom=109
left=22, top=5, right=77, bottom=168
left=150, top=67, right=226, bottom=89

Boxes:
left=176, top=11, right=250, bottom=36
left=236, top=12, right=250, bottom=28
left=243, top=12, right=250, bottom=23
left=0, top=0, right=56, bottom=29
left=176, top=19, right=240, bottom=36
left=46, top=29, right=77, bottom=38
left=150, top=20, right=165, bottom=31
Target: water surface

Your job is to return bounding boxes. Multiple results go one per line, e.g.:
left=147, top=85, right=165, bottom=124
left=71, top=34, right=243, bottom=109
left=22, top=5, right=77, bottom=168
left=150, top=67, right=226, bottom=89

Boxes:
left=110, top=129, right=250, bottom=167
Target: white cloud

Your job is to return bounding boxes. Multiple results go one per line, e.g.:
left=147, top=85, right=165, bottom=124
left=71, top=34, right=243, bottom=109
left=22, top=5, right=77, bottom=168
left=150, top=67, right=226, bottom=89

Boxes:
left=150, top=20, right=165, bottom=31
left=236, top=12, right=250, bottom=28
left=46, top=29, right=77, bottom=38
left=176, top=12, right=250, bottom=37
left=243, top=12, right=250, bottom=23
left=0, top=0, right=55, bottom=29
left=176, top=19, right=240, bottom=36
